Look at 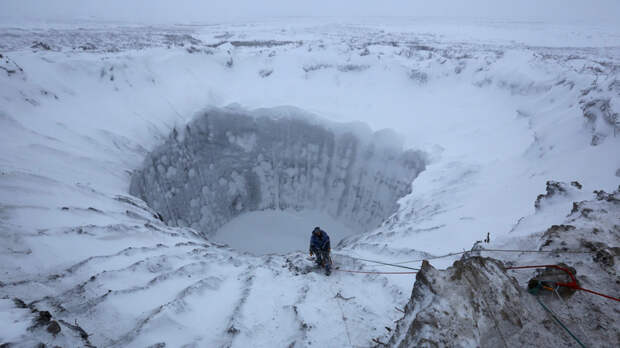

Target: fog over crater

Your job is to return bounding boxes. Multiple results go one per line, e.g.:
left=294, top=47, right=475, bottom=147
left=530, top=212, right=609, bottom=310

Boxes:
left=130, top=107, right=426, bottom=252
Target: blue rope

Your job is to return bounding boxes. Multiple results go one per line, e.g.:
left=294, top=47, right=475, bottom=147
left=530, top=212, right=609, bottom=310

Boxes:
left=528, top=284, right=586, bottom=348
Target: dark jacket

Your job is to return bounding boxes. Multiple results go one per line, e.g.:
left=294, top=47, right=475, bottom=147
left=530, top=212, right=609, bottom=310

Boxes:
left=310, top=230, right=330, bottom=252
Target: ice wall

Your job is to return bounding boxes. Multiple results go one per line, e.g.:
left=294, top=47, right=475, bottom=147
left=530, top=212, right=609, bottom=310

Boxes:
left=130, top=107, right=426, bottom=236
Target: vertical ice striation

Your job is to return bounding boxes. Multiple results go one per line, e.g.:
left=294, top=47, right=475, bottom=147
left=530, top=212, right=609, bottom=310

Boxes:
left=130, top=107, right=426, bottom=236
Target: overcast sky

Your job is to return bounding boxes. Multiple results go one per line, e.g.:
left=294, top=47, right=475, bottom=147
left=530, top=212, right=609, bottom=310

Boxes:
left=1, top=0, right=619, bottom=24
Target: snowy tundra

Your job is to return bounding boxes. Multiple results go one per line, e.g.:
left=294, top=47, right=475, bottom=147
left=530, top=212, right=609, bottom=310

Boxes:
left=0, top=19, right=619, bottom=347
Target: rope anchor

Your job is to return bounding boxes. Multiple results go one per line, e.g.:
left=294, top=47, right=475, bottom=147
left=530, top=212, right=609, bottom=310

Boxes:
left=507, top=265, right=620, bottom=302
left=529, top=283, right=587, bottom=348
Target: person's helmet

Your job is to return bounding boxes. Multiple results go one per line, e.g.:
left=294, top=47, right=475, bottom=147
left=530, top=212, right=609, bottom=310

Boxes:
left=312, top=227, right=321, bottom=235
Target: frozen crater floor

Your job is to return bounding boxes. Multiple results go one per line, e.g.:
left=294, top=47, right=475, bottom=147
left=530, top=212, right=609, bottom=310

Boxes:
left=212, top=209, right=356, bottom=255
left=0, top=19, right=619, bottom=347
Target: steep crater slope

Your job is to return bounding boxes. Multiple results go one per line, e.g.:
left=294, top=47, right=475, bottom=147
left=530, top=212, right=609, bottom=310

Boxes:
left=130, top=107, right=426, bottom=241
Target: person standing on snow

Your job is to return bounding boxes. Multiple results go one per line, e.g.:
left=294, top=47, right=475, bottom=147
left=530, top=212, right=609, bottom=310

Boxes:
left=309, top=226, right=332, bottom=276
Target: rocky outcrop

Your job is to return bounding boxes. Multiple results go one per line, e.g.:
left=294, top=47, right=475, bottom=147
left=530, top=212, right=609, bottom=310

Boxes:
left=534, top=180, right=582, bottom=210
left=386, top=186, right=620, bottom=348
left=548, top=185, right=620, bottom=271
left=581, top=98, right=619, bottom=146
left=0, top=298, right=93, bottom=347
left=386, top=257, right=564, bottom=347
left=0, top=53, right=24, bottom=78
left=130, top=107, right=426, bottom=235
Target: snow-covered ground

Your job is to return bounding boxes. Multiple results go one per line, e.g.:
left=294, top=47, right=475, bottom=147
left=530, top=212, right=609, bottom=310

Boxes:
left=0, top=19, right=618, bottom=347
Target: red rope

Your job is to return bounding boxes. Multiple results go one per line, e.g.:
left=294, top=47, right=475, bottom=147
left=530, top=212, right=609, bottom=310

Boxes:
left=575, top=287, right=620, bottom=302
left=336, top=269, right=417, bottom=275
left=335, top=264, right=618, bottom=301
left=507, top=264, right=620, bottom=302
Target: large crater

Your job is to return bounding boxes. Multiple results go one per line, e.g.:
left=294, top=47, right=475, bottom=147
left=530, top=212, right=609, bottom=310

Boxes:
left=130, top=107, right=426, bottom=253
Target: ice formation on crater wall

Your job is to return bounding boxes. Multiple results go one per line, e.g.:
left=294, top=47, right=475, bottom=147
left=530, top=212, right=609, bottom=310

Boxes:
left=130, top=107, right=426, bottom=236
